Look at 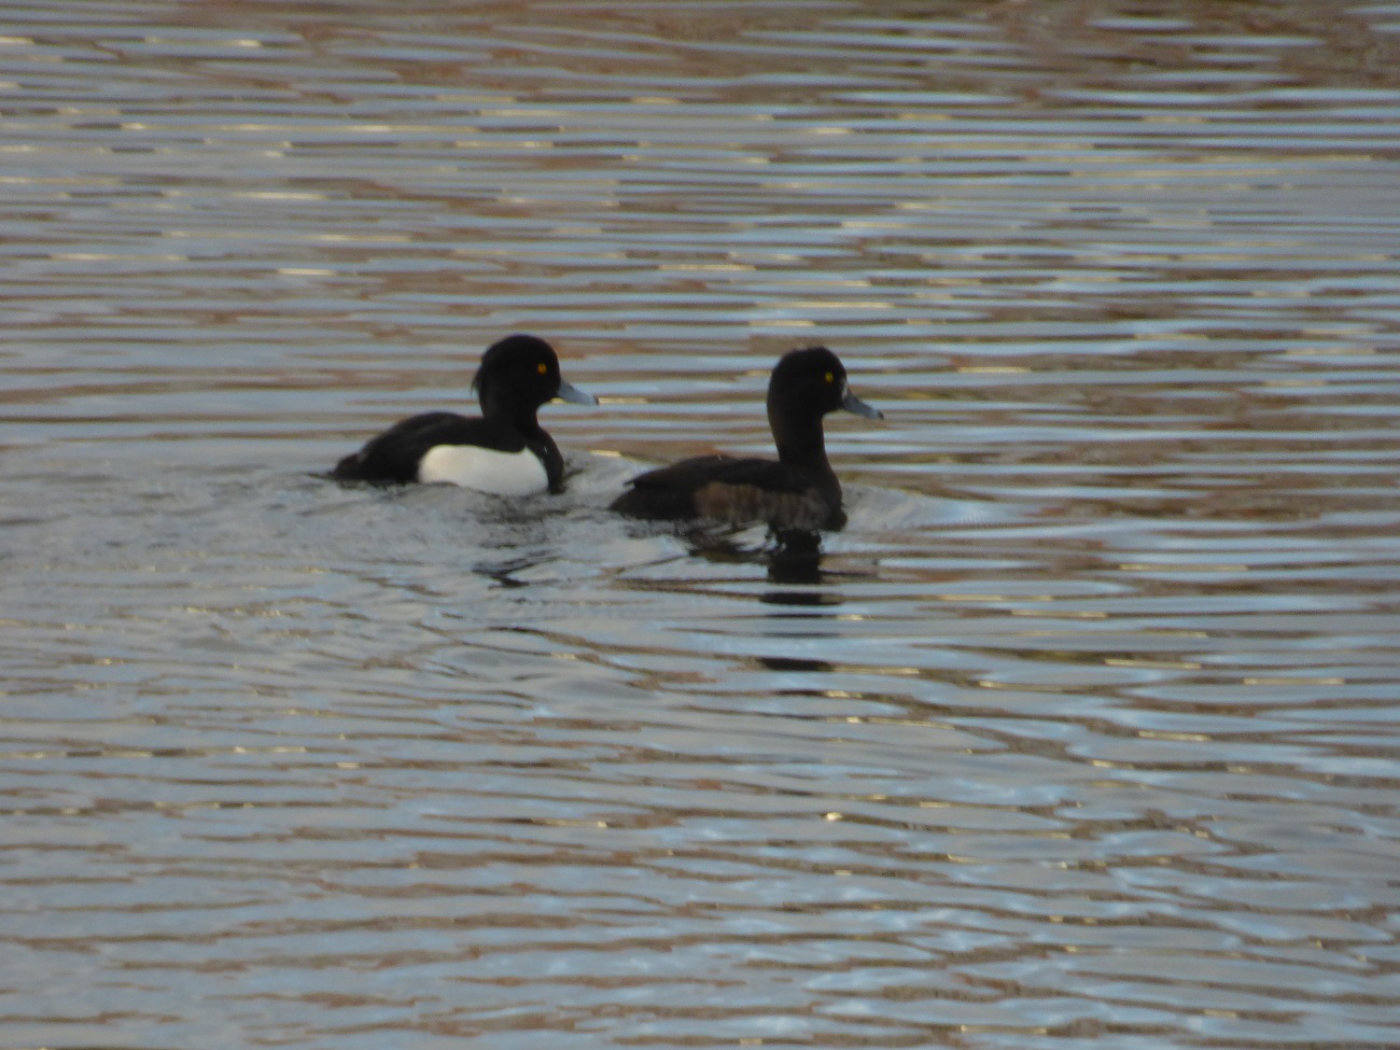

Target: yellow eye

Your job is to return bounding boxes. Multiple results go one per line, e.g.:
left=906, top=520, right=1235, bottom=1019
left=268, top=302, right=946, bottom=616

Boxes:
left=537, top=362, right=548, bottom=375
left=824, top=371, right=835, bottom=384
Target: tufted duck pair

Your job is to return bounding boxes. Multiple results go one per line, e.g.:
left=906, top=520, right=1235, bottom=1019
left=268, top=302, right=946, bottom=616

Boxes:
left=333, top=334, right=881, bottom=531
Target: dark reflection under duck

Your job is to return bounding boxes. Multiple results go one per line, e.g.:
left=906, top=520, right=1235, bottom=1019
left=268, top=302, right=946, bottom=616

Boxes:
left=675, top=525, right=874, bottom=590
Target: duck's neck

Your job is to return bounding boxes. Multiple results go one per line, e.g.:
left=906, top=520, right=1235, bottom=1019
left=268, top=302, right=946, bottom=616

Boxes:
left=770, top=404, right=832, bottom=478
left=481, top=388, right=542, bottom=436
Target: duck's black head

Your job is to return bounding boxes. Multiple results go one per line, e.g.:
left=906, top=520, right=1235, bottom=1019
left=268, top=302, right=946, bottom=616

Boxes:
left=471, top=333, right=594, bottom=424
left=772, top=347, right=879, bottom=442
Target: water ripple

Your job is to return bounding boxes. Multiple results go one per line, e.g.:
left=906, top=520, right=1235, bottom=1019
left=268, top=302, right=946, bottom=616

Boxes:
left=3, top=1, right=1399, bottom=1047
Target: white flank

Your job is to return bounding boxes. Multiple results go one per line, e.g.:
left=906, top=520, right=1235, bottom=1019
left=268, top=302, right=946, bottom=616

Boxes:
left=417, top=444, right=549, bottom=495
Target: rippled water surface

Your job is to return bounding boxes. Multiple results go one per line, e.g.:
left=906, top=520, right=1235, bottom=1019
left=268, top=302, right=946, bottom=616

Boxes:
left=4, top=1, right=1400, bottom=1046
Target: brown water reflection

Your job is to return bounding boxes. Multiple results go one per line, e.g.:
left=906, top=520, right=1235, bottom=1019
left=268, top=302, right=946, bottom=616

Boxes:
left=3, top=1, right=1400, bottom=1047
